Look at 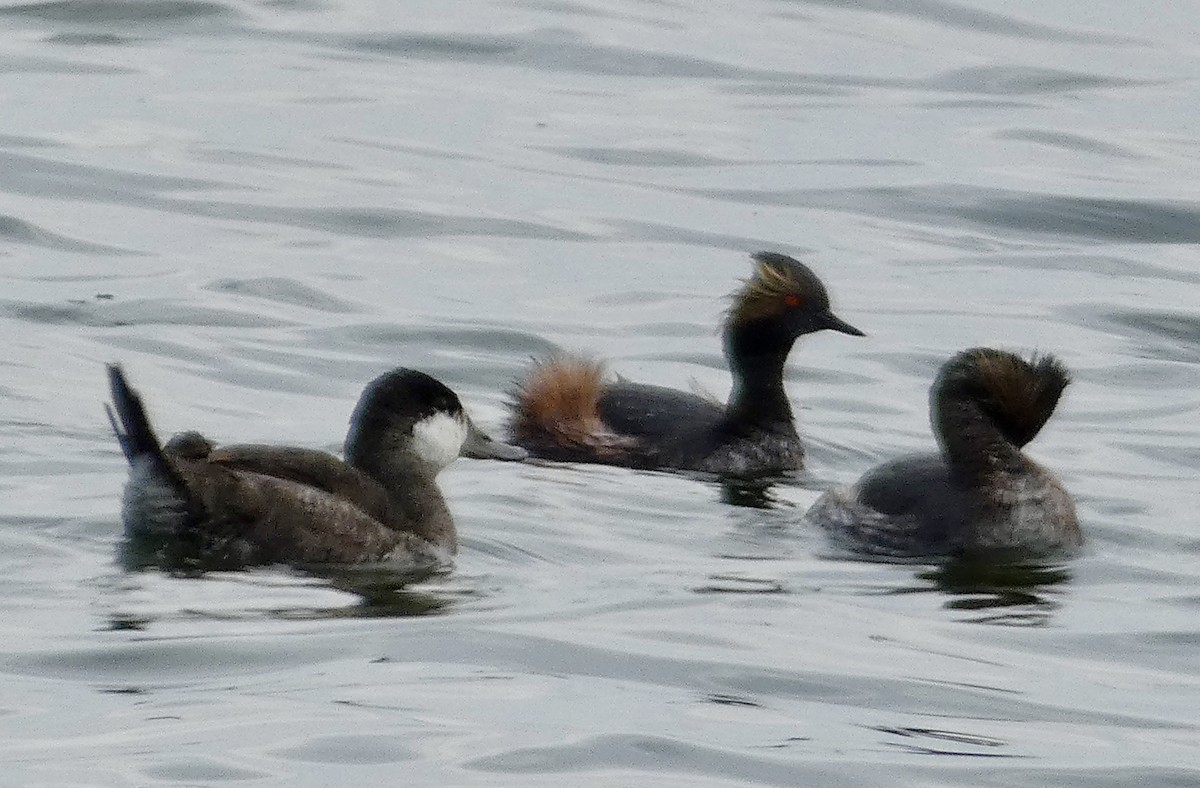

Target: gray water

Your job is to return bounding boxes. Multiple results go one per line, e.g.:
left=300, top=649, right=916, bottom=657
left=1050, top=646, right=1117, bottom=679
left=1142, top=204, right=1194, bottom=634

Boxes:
left=2, top=0, right=1199, bottom=785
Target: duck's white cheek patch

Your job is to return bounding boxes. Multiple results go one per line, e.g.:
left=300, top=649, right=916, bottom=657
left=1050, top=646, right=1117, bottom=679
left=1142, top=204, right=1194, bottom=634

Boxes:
left=412, top=412, right=468, bottom=470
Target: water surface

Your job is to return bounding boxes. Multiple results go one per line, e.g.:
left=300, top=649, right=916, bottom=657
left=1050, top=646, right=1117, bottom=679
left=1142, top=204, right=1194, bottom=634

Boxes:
left=1, top=0, right=1198, bottom=785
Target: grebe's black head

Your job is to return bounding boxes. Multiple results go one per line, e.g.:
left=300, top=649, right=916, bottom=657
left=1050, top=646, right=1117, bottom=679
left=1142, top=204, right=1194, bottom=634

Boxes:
left=933, top=348, right=1070, bottom=448
left=727, top=252, right=863, bottom=340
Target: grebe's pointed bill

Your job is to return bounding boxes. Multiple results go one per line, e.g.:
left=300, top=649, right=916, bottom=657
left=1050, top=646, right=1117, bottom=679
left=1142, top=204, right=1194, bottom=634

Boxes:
left=461, top=415, right=528, bottom=461
left=820, top=310, right=865, bottom=337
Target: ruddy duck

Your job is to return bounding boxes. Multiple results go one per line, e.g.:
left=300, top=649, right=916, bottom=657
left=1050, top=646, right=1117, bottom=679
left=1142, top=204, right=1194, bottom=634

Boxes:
left=107, top=365, right=524, bottom=571
left=806, top=348, right=1079, bottom=558
left=508, top=252, right=863, bottom=476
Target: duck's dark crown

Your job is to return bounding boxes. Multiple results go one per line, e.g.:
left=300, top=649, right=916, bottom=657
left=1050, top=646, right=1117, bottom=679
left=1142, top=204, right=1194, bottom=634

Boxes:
left=345, top=368, right=465, bottom=465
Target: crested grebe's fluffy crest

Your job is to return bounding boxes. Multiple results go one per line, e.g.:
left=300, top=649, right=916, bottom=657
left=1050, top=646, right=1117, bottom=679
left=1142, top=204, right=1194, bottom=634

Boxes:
left=729, top=253, right=821, bottom=323
left=950, top=348, right=1069, bottom=448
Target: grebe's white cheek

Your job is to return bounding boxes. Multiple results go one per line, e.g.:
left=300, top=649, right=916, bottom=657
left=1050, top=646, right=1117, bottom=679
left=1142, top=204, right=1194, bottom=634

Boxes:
left=411, top=412, right=468, bottom=470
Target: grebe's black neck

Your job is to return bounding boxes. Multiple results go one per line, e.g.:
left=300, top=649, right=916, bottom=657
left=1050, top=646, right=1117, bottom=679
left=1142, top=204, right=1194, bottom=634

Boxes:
left=931, top=349, right=1070, bottom=484
left=933, top=394, right=1025, bottom=483
left=723, top=319, right=797, bottom=431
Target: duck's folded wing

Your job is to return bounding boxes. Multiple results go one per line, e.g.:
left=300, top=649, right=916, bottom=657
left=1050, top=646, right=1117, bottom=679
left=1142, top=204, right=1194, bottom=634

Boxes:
left=206, top=444, right=392, bottom=524
left=177, top=463, right=422, bottom=566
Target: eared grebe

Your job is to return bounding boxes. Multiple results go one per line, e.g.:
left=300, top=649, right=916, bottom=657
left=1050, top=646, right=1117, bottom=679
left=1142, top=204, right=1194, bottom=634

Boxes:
left=106, top=365, right=524, bottom=571
left=805, top=348, right=1080, bottom=558
left=508, top=252, right=863, bottom=476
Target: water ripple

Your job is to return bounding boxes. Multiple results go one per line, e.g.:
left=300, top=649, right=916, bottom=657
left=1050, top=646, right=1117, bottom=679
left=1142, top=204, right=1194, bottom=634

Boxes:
left=2, top=297, right=292, bottom=328
left=0, top=214, right=136, bottom=254
left=340, top=30, right=778, bottom=80
left=206, top=278, right=359, bottom=314
left=0, top=53, right=133, bottom=74
left=469, top=734, right=848, bottom=784
left=793, top=0, right=1139, bottom=45
left=1, top=0, right=1198, bottom=783
left=700, top=184, right=1200, bottom=242
left=995, top=129, right=1143, bottom=159
left=0, top=0, right=236, bottom=24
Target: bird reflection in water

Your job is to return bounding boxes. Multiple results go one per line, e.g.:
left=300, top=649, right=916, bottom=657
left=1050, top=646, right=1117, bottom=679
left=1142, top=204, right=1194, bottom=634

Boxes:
left=718, top=476, right=791, bottom=509
left=114, top=540, right=468, bottom=625
left=915, top=557, right=1072, bottom=625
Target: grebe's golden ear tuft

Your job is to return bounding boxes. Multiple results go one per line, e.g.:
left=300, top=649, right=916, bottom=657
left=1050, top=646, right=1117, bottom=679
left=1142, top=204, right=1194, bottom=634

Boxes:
left=510, top=355, right=636, bottom=456
left=729, top=252, right=827, bottom=324
left=730, top=256, right=797, bottom=323
left=962, top=348, right=1070, bottom=447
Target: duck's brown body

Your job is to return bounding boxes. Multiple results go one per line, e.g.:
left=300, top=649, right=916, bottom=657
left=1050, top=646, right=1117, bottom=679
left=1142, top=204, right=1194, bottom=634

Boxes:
left=126, top=442, right=449, bottom=568
left=109, top=366, right=519, bottom=571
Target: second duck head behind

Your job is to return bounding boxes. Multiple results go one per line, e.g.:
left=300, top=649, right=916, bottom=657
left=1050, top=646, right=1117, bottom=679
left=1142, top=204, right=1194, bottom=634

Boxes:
left=508, top=252, right=864, bottom=477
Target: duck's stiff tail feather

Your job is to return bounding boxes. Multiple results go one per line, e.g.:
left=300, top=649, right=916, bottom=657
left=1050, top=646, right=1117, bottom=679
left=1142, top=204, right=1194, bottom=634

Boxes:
left=106, top=364, right=163, bottom=465
left=106, top=364, right=195, bottom=537
left=508, top=355, right=638, bottom=462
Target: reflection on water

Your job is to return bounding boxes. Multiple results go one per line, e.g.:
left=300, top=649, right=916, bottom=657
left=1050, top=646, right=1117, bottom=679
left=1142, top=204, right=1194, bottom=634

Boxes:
left=119, top=528, right=227, bottom=575
left=120, top=530, right=452, bottom=616
left=105, top=614, right=153, bottom=632
left=718, top=477, right=785, bottom=509
left=319, top=565, right=461, bottom=618
left=914, top=558, right=1072, bottom=625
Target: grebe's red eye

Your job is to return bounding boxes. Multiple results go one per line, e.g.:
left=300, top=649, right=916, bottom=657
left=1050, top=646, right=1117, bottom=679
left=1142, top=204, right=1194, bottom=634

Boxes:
left=783, top=293, right=802, bottom=308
